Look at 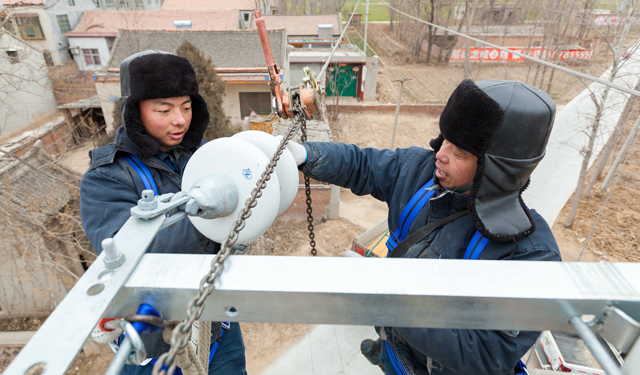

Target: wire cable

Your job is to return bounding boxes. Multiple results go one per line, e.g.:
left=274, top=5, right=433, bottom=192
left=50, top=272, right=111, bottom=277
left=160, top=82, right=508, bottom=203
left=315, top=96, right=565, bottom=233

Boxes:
left=379, top=1, right=640, bottom=98
left=318, top=0, right=362, bottom=80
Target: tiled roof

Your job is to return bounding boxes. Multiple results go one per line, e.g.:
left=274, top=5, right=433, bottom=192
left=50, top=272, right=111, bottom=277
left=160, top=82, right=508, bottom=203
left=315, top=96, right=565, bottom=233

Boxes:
left=2, top=0, right=45, bottom=5
left=162, top=0, right=261, bottom=11
left=108, top=29, right=287, bottom=69
left=254, top=14, right=341, bottom=36
left=66, top=10, right=239, bottom=37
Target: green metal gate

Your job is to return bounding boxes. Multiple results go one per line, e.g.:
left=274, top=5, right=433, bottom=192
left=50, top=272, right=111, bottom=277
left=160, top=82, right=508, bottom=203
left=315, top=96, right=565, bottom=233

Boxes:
left=326, top=65, right=359, bottom=97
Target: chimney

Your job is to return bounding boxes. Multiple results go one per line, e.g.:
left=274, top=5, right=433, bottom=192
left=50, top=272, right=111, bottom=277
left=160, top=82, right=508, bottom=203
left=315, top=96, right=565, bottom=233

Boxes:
left=318, top=24, right=333, bottom=39
left=174, top=20, right=193, bottom=30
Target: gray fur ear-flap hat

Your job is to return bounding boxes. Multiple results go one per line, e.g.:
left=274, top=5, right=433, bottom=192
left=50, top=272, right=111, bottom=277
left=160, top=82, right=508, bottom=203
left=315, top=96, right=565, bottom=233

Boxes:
left=119, top=50, right=209, bottom=157
left=431, top=79, right=556, bottom=242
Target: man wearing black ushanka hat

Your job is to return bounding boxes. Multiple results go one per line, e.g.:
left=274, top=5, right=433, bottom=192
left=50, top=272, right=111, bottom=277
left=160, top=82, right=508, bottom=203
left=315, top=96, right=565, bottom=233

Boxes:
left=80, top=51, right=247, bottom=375
left=286, top=79, right=561, bottom=375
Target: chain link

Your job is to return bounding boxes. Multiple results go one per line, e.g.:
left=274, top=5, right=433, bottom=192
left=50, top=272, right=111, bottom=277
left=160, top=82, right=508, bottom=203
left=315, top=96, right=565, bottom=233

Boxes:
left=152, top=109, right=304, bottom=375
left=299, top=118, right=317, bottom=256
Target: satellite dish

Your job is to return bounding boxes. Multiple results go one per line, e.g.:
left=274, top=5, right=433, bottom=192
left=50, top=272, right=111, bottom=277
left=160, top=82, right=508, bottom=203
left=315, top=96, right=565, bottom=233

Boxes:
left=232, top=130, right=298, bottom=215
left=182, top=137, right=280, bottom=244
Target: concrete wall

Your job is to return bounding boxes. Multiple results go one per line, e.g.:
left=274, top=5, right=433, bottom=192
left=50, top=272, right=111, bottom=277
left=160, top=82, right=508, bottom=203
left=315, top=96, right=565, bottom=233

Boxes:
left=289, top=62, right=323, bottom=89
left=363, top=56, right=378, bottom=102
left=68, top=37, right=111, bottom=71
left=11, top=7, right=62, bottom=65
left=44, top=0, right=97, bottom=63
left=0, top=33, right=58, bottom=140
left=94, top=80, right=120, bottom=133
left=224, top=82, right=272, bottom=122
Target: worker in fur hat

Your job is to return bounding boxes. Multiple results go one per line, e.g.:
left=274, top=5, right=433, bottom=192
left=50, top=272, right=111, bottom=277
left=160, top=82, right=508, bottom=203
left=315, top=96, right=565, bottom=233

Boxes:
left=285, top=79, right=561, bottom=375
left=80, top=51, right=247, bottom=375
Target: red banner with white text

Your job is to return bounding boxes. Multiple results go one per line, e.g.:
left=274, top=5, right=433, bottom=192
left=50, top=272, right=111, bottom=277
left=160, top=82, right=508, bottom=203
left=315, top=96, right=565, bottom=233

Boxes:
left=449, top=47, right=593, bottom=62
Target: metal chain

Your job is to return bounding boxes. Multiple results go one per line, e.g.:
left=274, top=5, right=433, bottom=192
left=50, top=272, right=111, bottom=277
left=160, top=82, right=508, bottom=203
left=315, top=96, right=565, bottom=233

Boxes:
left=152, top=109, right=304, bottom=375
left=300, top=119, right=317, bottom=256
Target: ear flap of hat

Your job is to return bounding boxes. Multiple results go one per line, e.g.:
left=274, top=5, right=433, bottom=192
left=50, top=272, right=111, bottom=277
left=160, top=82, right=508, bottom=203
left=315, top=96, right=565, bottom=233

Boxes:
left=123, top=98, right=161, bottom=156
left=468, top=153, right=544, bottom=242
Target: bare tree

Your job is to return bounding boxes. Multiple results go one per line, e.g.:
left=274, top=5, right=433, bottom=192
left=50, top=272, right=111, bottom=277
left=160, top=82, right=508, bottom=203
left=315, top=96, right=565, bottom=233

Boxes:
left=564, top=0, right=638, bottom=228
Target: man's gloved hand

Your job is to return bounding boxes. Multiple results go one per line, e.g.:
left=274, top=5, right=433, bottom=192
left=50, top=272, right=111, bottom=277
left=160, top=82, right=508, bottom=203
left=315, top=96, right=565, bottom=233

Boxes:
left=276, top=135, right=307, bottom=166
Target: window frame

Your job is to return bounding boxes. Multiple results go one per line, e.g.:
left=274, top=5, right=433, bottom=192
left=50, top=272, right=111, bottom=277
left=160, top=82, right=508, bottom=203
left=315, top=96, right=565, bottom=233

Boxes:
left=82, top=48, right=101, bottom=66
left=57, top=14, right=71, bottom=34
left=15, top=15, right=44, bottom=40
left=239, top=92, right=272, bottom=118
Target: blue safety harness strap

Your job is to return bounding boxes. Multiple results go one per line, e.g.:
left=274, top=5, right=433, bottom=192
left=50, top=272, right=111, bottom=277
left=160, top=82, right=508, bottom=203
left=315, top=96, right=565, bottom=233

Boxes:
left=209, top=322, right=230, bottom=363
left=386, top=179, right=436, bottom=253
left=123, top=154, right=158, bottom=196
left=464, top=230, right=490, bottom=260
left=384, top=340, right=410, bottom=375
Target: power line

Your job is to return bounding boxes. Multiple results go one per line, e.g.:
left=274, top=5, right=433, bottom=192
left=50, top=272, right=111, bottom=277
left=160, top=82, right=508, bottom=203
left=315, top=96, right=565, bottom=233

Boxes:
left=379, top=1, right=640, bottom=98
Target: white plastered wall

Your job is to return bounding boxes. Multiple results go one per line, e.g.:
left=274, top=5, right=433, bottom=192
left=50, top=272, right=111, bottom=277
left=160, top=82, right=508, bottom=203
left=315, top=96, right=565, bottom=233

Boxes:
left=68, top=37, right=110, bottom=71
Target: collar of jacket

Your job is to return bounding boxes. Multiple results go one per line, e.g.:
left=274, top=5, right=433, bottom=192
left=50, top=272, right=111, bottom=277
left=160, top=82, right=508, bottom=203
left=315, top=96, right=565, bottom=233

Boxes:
left=427, top=178, right=471, bottom=222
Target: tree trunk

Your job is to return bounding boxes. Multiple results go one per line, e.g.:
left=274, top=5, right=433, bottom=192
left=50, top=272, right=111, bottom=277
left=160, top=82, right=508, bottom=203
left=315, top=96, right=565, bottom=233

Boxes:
left=564, top=97, right=604, bottom=228
left=584, top=81, right=640, bottom=197
left=437, top=0, right=454, bottom=63
left=463, top=1, right=475, bottom=79
left=426, top=0, right=436, bottom=63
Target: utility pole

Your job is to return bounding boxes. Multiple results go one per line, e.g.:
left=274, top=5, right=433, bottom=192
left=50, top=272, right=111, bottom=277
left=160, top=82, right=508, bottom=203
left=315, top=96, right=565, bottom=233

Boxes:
left=363, top=0, right=370, bottom=56
left=390, top=76, right=412, bottom=149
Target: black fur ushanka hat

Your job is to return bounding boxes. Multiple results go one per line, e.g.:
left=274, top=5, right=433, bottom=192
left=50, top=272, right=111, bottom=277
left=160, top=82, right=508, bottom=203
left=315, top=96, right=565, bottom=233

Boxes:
left=431, top=79, right=556, bottom=243
left=119, top=50, right=209, bottom=157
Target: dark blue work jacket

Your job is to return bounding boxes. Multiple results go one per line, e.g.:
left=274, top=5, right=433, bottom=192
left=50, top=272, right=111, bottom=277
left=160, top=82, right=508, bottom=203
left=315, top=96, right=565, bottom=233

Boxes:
left=302, top=142, right=561, bottom=375
left=79, top=126, right=219, bottom=357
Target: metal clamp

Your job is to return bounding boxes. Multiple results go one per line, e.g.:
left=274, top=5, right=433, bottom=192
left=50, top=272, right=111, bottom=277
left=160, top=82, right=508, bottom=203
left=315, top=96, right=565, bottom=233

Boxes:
left=599, top=306, right=640, bottom=354
left=105, top=320, right=147, bottom=366
left=131, top=192, right=190, bottom=220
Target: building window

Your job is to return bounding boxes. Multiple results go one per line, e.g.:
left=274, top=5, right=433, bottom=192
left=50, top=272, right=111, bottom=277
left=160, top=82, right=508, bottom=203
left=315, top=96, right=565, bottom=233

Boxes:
left=68, top=0, right=75, bottom=5
left=6, top=50, right=19, bottom=64
left=239, top=92, right=271, bottom=118
left=43, top=51, right=54, bottom=66
left=15, top=15, right=44, bottom=39
left=57, top=15, right=71, bottom=33
left=83, top=49, right=101, bottom=66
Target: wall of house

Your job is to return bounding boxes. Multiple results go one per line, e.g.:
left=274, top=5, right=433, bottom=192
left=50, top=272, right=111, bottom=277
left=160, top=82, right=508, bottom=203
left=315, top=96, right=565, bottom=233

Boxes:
left=11, top=7, right=62, bottom=65
left=68, top=37, right=110, bottom=71
left=224, top=82, right=272, bottom=122
left=0, top=34, right=59, bottom=141
left=289, top=62, right=323, bottom=89
left=44, top=0, right=97, bottom=63
left=94, top=80, right=120, bottom=133
left=363, top=56, right=378, bottom=102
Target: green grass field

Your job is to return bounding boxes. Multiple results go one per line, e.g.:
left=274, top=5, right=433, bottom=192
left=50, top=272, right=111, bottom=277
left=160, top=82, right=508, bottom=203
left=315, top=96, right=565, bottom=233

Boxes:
left=345, top=29, right=377, bottom=57
left=342, top=1, right=391, bottom=22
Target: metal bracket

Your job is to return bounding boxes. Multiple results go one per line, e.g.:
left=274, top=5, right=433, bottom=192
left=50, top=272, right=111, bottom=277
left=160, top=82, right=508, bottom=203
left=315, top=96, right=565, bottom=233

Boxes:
left=130, top=191, right=190, bottom=220
left=599, top=306, right=640, bottom=354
